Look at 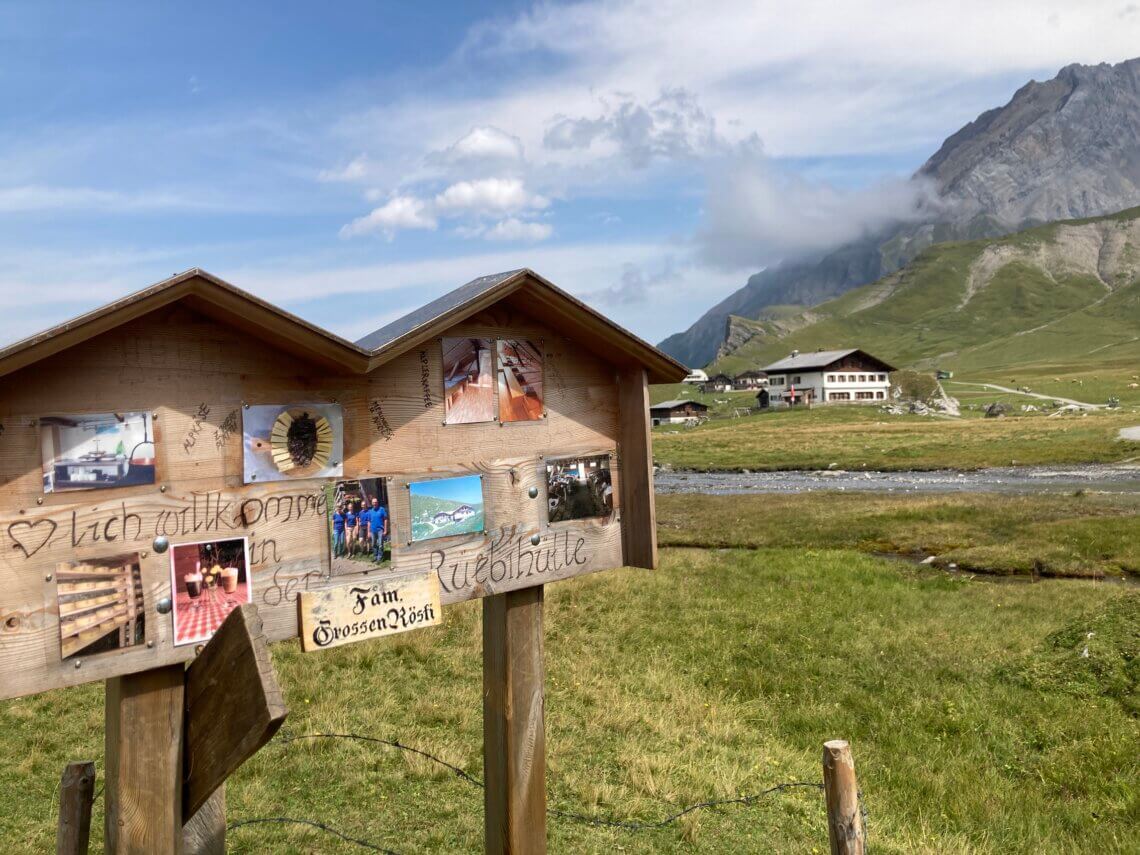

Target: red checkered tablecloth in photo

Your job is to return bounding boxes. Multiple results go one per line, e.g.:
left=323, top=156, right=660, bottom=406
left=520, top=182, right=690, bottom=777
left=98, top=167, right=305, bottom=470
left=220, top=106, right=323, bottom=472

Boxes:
left=173, top=583, right=250, bottom=645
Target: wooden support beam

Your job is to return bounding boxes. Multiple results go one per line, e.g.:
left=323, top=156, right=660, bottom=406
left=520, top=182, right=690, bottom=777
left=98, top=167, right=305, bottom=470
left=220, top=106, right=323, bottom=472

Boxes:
left=183, top=604, right=287, bottom=820
left=822, top=739, right=865, bottom=855
left=56, top=761, right=95, bottom=855
left=105, top=665, right=186, bottom=855
left=483, top=586, right=547, bottom=855
left=617, top=366, right=658, bottom=569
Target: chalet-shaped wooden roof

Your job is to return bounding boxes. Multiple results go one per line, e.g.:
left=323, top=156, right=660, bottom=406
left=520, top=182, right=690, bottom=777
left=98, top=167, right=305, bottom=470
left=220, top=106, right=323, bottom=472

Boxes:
left=0, top=267, right=688, bottom=382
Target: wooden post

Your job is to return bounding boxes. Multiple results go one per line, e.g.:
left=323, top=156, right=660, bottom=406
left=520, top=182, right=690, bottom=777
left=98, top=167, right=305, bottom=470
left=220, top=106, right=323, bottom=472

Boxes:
left=56, top=761, right=95, bottom=855
left=483, top=586, right=546, bottom=855
left=822, top=739, right=865, bottom=855
left=617, top=366, right=657, bottom=569
left=105, top=665, right=186, bottom=855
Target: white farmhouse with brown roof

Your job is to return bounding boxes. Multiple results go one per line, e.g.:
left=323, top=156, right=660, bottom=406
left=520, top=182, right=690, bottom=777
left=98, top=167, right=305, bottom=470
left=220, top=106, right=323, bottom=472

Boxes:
left=761, top=349, right=896, bottom=405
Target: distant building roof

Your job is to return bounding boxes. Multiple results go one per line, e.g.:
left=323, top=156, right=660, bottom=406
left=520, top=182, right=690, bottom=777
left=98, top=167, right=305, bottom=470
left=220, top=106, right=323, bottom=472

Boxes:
left=735, top=369, right=768, bottom=378
left=761, top=349, right=896, bottom=373
left=650, top=399, right=709, bottom=410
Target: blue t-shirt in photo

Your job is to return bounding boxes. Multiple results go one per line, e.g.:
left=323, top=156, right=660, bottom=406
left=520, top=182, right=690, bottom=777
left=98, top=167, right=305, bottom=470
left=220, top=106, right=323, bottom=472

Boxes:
left=332, top=512, right=346, bottom=533
left=370, top=507, right=388, bottom=536
left=345, top=511, right=357, bottom=529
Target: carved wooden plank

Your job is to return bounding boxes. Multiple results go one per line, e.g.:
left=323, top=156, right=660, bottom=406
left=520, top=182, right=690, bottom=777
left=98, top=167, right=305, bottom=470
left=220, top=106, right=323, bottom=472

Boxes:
left=56, top=760, right=96, bottom=855
left=393, top=517, right=623, bottom=605
left=183, top=603, right=288, bottom=819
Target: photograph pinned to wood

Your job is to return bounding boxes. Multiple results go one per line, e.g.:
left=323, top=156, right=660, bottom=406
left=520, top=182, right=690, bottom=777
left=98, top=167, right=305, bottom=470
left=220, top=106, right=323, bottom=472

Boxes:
left=442, top=337, right=494, bottom=424
left=496, top=339, right=544, bottom=422
left=408, top=474, right=485, bottom=542
left=242, top=403, right=343, bottom=484
left=56, top=552, right=145, bottom=661
left=40, top=411, right=155, bottom=493
left=546, top=454, right=614, bottom=523
left=327, top=477, right=391, bottom=574
left=169, top=538, right=252, bottom=646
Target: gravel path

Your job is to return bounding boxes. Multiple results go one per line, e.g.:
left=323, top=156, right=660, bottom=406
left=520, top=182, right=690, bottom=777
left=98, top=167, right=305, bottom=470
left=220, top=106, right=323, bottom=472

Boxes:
left=948, top=381, right=1101, bottom=409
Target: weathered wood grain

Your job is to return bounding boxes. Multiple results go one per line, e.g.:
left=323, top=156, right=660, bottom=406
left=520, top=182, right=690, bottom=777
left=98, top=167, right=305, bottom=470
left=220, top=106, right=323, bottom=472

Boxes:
left=483, top=586, right=546, bottom=855
left=105, top=665, right=185, bottom=855
left=182, top=785, right=225, bottom=855
left=56, top=760, right=96, bottom=855
left=823, top=739, right=865, bottom=855
left=183, top=604, right=287, bottom=819
left=393, top=516, right=622, bottom=606
left=617, top=367, right=657, bottom=569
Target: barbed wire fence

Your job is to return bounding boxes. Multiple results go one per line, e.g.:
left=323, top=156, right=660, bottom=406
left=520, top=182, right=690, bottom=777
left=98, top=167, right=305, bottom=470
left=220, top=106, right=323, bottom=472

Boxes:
left=216, top=730, right=868, bottom=853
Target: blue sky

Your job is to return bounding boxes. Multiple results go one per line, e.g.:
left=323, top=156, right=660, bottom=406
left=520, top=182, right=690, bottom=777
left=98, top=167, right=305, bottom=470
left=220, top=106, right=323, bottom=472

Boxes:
left=2, top=1, right=1138, bottom=347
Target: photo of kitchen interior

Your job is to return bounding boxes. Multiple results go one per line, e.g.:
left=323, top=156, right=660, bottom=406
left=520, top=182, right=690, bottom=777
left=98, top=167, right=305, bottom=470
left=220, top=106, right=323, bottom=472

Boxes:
left=39, top=411, right=155, bottom=493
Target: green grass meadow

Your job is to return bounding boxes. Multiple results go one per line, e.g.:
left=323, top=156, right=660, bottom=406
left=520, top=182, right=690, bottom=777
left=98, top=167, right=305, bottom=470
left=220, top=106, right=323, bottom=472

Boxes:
left=2, top=498, right=1138, bottom=853
left=652, top=405, right=1140, bottom=471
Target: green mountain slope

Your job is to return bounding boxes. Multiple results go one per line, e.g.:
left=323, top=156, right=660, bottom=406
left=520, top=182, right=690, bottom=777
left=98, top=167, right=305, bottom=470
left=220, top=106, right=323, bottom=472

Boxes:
left=711, top=207, right=1140, bottom=381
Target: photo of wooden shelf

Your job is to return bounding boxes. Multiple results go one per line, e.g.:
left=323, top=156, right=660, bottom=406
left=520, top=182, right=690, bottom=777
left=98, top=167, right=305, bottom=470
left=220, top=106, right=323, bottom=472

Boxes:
left=56, top=555, right=145, bottom=661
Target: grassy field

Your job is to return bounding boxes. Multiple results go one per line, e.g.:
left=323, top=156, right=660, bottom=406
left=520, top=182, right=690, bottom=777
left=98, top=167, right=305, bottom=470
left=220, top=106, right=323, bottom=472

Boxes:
left=1, top=547, right=1136, bottom=853
left=658, top=492, right=1140, bottom=578
left=652, top=405, right=1140, bottom=471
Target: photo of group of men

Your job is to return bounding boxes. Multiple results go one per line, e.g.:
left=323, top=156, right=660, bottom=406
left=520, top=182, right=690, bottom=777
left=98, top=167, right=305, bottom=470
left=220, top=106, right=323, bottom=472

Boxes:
left=329, top=478, right=390, bottom=571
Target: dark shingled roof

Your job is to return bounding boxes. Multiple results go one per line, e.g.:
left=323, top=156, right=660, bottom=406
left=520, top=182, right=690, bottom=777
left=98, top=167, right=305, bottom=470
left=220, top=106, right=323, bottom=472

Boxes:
left=355, top=269, right=524, bottom=352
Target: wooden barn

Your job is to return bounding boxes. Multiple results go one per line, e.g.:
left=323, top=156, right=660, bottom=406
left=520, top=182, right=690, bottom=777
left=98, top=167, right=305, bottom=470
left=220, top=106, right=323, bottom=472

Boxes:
left=649, top=398, right=710, bottom=426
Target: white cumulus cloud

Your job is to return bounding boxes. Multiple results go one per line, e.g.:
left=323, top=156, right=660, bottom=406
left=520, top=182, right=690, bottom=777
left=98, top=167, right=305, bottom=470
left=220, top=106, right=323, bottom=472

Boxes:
left=432, top=126, right=525, bottom=164
left=434, top=177, right=548, bottom=214
left=483, top=218, right=553, bottom=242
left=340, top=195, right=438, bottom=238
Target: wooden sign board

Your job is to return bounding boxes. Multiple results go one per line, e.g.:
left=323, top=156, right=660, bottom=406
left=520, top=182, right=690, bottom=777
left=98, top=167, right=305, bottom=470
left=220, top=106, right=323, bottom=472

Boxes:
left=298, top=571, right=441, bottom=652
left=0, top=272, right=669, bottom=701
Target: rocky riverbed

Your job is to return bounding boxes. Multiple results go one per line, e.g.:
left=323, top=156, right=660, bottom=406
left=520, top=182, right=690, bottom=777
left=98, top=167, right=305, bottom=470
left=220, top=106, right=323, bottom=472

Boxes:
left=655, top=464, right=1140, bottom=495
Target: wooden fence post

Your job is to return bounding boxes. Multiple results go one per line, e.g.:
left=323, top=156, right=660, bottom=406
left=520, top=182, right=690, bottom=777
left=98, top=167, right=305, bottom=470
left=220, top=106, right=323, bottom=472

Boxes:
left=822, top=739, right=865, bottom=855
left=56, top=760, right=95, bottom=855
left=105, top=665, right=186, bottom=855
left=483, top=586, right=546, bottom=855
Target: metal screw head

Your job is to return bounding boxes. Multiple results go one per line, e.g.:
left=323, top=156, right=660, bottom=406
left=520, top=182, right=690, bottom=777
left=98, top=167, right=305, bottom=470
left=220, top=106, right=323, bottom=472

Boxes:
left=153, top=535, right=169, bottom=554
left=530, top=533, right=542, bottom=546
left=36, top=497, right=43, bottom=505
left=74, top=660, right=82, bottom=669
left=528, top=486, right=539, bottom=499
left=146, top=640, right=154, bottom=648
left=156, top=596, right=173, bottom=615
left=159, top=485, right=167, bottom=493
left=44, top=574, right=53, bottom=582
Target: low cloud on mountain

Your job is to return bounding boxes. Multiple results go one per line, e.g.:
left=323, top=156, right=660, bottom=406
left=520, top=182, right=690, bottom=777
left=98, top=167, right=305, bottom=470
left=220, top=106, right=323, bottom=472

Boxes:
left=697, top=143, right=940, bottom=270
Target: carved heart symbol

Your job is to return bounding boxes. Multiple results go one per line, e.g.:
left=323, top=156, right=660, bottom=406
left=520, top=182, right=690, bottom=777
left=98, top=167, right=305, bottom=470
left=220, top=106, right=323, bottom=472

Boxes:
left=8, top=518, right=58, bottom=559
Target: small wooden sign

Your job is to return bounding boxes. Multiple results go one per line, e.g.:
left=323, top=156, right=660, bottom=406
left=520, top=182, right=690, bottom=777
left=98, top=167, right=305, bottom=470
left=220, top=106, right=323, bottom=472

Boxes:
left=298, top=572, right=441, bottom=652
